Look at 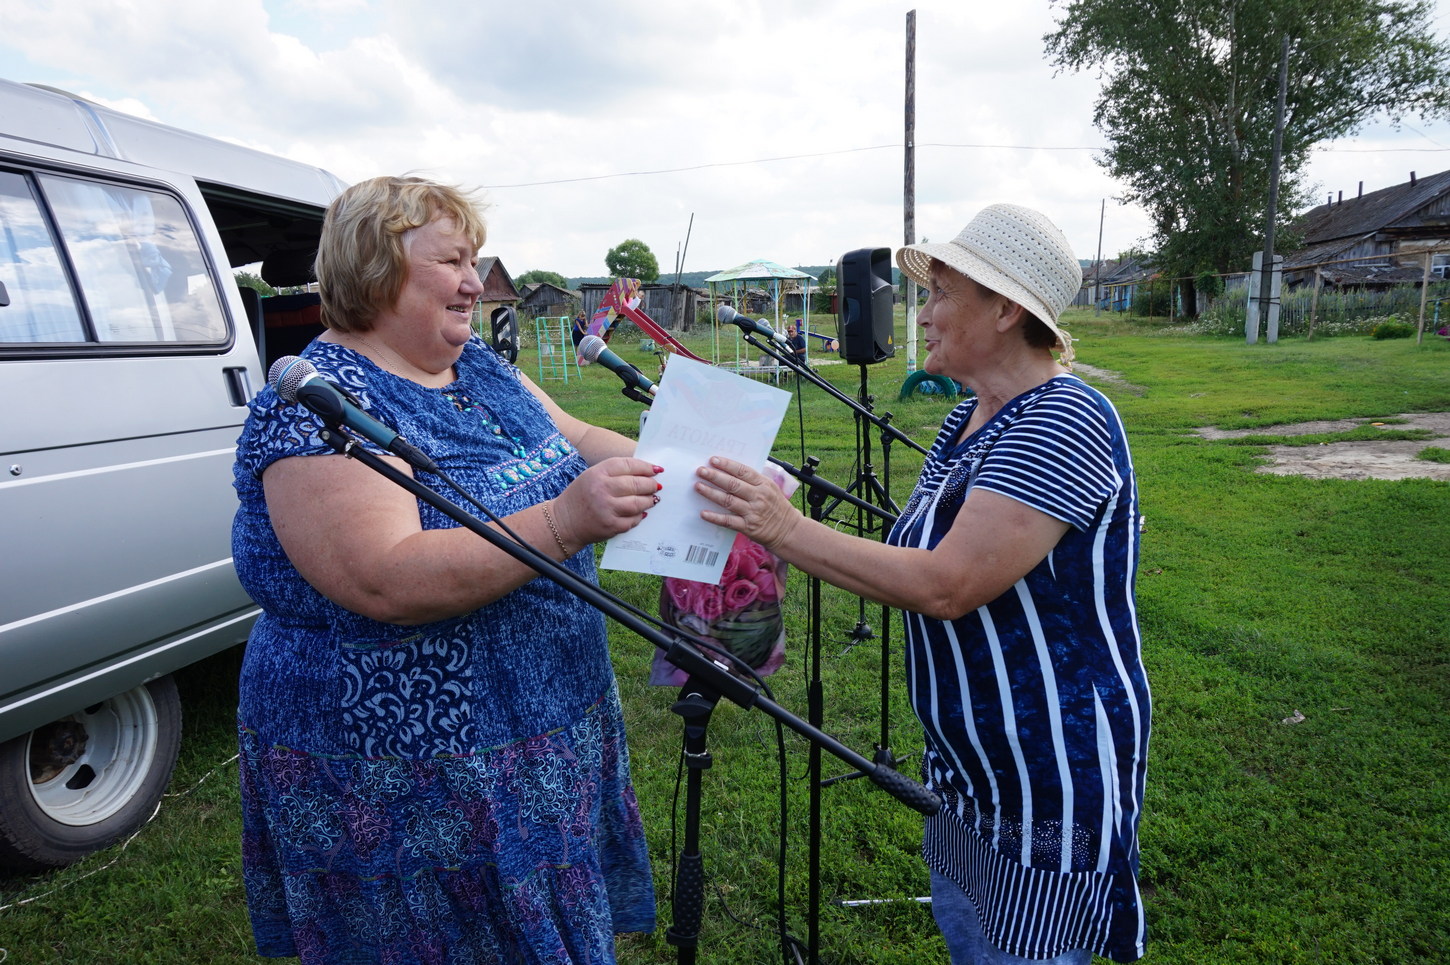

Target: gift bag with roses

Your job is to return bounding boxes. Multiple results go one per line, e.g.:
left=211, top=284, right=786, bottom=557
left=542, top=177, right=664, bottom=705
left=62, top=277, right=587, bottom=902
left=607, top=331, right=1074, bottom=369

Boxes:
left=650, top=467, right=796, bottom=686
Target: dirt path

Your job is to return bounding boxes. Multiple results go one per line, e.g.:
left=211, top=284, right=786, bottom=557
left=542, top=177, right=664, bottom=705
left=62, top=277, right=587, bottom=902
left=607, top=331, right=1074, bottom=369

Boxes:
left=1191, top=412, right=1450, bottom=481
left=1073, top=366, right=1450, bottom=481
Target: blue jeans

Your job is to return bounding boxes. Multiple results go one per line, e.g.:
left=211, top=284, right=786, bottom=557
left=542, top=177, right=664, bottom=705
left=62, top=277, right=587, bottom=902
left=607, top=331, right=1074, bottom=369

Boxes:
left=930, top=870, right=1093, bottom=965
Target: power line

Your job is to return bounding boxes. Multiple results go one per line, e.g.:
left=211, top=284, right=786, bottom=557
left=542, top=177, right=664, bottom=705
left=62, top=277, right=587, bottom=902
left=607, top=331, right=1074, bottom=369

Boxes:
left=480, top=142, right=1106, bottom=189
left=480, top=138, right=1450, bottom=190
left=480, top=145, right=899, bottom=188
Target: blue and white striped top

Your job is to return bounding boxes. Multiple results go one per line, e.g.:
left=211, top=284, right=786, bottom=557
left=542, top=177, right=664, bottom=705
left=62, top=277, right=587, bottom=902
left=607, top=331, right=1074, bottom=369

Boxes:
left=889, top=375, right=1150, bottom=962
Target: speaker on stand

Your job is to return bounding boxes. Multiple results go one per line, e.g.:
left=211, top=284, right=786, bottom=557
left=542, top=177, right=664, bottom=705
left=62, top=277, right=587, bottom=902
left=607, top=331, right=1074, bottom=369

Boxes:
left=836, top=247, right=895, bottom=365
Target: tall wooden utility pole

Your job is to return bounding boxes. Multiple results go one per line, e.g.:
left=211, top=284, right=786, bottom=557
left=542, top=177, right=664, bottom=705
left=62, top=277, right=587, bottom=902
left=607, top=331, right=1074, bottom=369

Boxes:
left=1093, top=198, right=1105, bottom=315
left=904, top=10, right=917, bottom=372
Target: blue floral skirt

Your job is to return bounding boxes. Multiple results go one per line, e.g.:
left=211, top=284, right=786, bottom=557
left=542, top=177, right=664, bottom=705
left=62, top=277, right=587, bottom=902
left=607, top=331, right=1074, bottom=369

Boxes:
left=238, top=689, right=655, bottom=964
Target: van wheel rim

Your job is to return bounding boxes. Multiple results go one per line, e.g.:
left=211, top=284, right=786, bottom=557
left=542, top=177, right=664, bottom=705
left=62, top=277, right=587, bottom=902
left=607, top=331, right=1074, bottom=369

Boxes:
left=26, top=688, right=160, bottom=826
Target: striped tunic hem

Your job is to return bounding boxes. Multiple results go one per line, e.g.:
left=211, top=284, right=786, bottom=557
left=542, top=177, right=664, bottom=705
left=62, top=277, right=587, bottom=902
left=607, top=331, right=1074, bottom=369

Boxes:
left=925, top=806, right=1146, bottom=961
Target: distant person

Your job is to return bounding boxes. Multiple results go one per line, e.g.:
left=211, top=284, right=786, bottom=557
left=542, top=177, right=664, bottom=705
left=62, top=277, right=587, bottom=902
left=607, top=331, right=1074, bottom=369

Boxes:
left=232, top=175, right=659, bottom=963
left=571, top=311, right=587, bottom=347
left=789, top=319, right=807, bottom=366
left=694, top=203, right=1150, bottom=964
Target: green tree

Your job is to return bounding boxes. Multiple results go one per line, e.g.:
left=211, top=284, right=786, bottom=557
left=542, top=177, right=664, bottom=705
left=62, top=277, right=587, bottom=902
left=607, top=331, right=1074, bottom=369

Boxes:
left=1045, top=0, right=1450, bottom=311
left=516, top=269, right=570, bottom=289
left=604, top=239, right=660, bottom=283
left=234, top=270, right=276, bottom=297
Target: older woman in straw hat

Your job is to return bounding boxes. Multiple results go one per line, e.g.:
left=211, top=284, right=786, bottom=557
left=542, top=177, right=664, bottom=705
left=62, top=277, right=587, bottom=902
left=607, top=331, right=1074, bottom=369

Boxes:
left=695, top=204, right=1149, bottom=964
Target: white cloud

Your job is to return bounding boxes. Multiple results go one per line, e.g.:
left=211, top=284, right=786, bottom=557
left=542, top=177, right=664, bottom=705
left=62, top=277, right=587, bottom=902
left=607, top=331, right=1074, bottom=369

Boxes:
left=2, top=0, right=1446, bottom=277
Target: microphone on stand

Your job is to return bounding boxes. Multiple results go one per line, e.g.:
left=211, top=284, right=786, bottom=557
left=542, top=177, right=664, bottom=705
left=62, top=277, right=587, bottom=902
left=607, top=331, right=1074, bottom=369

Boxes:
left=579, top=334, right=657, bottom=397
left=269, top=355, right=439, bottom=473
left=716, top=304, right=792, bottom=348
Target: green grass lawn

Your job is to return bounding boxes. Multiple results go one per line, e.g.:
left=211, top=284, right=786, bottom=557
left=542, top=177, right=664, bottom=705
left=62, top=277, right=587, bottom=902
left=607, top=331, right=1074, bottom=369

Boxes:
left=3, top=310, right=1447, bottom=963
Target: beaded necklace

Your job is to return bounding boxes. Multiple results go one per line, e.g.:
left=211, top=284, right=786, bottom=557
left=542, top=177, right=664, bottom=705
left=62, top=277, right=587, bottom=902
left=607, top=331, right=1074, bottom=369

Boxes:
left=444, top=390, right=529, bottom=459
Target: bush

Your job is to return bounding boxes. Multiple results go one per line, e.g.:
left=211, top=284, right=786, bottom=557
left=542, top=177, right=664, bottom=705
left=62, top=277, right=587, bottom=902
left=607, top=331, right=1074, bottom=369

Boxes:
left=1371, top=317, right=1417, bottom=339
left=1132, top=278, right=1175, bottom=317
left=1194, top=271, right=1224, bottom=300
left=1198, top=278, right=1450, bottom=339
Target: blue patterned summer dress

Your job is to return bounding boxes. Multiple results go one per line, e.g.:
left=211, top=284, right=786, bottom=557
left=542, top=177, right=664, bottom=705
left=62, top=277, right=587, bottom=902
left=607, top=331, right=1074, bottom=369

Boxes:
left=232, top=338, right=655, bottom=964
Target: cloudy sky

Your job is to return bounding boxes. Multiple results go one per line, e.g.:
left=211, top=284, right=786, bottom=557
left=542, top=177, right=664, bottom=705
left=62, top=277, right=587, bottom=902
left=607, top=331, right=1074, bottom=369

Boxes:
left=4, top=0, right=1449, bottom=279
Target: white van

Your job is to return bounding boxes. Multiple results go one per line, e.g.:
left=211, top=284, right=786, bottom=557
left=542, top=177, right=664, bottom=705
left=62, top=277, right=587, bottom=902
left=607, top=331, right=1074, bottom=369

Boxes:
left=0, top=78, right=343, bottom=869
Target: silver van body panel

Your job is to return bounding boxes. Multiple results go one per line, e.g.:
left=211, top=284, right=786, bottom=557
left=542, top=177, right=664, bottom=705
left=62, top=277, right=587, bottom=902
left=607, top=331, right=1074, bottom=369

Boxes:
left=9, top=82, right=348, bottom=206
left=0, top=78, right=341, bottom=743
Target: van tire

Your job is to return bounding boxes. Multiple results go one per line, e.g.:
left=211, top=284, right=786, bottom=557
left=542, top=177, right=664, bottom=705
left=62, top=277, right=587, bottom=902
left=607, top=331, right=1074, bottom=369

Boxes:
left=0, top=676, right=182, bottom=871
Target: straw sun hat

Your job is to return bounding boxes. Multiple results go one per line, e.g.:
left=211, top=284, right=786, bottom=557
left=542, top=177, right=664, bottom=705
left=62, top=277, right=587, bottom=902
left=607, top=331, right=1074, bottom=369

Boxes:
left=896, top=203, right=1082, bottom=366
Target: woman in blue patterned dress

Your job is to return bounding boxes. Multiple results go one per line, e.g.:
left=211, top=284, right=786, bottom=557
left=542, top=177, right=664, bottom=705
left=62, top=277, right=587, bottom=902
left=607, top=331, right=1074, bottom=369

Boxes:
left=694, top=205, right=1149, bottom=964
left=232, top=176, right=660, bottom=964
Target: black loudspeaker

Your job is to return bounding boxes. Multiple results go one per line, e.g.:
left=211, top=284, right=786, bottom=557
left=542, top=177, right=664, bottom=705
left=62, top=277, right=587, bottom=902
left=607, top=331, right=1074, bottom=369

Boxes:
left=490, top=305, right=519, bottom=364
left=835, top=247, right=895, bottom=364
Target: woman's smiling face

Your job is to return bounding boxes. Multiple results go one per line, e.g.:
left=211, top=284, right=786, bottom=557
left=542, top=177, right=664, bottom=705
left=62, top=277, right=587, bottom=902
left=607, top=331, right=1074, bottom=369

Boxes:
left=918, top=261, right=1003, bottom=381
left=385, top=215, right=483, bottom=359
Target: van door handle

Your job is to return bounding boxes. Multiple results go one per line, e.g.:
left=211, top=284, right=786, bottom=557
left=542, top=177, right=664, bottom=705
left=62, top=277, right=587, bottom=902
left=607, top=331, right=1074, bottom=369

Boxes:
left=225, top=366, right=254, bottom=406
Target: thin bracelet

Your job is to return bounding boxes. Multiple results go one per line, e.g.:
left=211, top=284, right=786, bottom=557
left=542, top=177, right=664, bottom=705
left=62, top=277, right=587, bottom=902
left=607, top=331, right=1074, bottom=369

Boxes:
left=540, top=500, right=569, bottom=555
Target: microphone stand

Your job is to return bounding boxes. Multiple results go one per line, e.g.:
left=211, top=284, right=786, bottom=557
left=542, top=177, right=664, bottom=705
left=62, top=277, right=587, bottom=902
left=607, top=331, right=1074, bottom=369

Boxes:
left=737, top=332, right=924, bottom=963
left=735, top=331, right=927, bottom=459
left=626, top=386, right=893, bottom=963
left=311, top=426, right=940, bottom=965
left=848, top=362, right=912, bottom=780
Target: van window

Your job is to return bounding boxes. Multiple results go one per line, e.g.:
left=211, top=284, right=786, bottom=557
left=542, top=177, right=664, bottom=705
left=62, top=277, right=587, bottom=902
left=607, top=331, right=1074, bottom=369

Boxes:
left=0, top=170, right=227, bottom=345
left=42, top=175, right=227, bottom=343
left=0, top=170, right=85, bottom=342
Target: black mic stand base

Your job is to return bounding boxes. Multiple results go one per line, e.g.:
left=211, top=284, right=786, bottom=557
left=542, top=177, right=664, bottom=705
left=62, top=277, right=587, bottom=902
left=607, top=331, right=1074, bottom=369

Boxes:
left=665, top=684, right=719, bottom=965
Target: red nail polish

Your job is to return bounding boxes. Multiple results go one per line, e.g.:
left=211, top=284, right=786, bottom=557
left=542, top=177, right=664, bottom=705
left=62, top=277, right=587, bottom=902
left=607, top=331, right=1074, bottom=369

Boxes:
left=655, top=481, right=663, bottom=491
left=652, top=465, right=665, bottom=473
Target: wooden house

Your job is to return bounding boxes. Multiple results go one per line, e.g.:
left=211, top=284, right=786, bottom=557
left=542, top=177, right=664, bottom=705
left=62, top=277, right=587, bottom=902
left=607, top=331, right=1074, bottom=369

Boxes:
left=1090, top=254, right=1157, bottom=312
left=475, top=256, right=521, bottom=320
left=1284, top=169, right=1450, bottom=288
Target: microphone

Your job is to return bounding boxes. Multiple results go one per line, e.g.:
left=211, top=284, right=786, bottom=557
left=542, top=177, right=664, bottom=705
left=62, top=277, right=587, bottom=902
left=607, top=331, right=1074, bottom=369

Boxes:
left=578, top=334, right=657, bottom=397
left=716, top=304, right=792, bottom=348
left=268, top=356, right=439, bottom=472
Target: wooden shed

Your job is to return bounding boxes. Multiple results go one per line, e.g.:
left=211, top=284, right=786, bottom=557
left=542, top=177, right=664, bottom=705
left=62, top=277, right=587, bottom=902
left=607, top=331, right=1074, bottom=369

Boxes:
left=518, top=281, right=580, bottom=318
left=579, top=282, right=703, bottom=332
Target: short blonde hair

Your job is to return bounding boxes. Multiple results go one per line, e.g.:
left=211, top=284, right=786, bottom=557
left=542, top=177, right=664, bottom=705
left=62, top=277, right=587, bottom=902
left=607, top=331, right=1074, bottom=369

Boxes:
left=314, top=176, right=488, bottom=333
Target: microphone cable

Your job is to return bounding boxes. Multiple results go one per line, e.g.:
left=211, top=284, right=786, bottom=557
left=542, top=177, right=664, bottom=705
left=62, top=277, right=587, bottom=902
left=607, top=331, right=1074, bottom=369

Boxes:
left=423, top=447, right=807, bottom=959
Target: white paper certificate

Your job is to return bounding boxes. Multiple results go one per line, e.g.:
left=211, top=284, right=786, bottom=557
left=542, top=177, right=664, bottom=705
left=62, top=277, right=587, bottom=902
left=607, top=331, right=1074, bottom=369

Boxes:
left=599, top=354, right=790, bottom=582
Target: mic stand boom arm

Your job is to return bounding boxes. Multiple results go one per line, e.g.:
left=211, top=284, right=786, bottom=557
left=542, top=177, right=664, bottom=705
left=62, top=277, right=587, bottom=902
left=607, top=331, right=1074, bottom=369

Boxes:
left=313, top=426, right=940, bottom=816
left=738, top=332, right=927, bottom=457
left=768, top=455, right=896, bottom=526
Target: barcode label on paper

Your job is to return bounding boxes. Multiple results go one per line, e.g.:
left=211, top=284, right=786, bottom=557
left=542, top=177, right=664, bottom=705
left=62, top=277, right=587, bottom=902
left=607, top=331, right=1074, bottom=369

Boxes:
left=685, top=544, right=719, bottom=567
